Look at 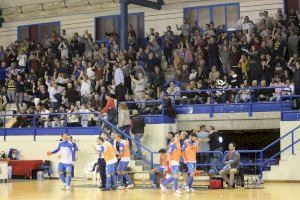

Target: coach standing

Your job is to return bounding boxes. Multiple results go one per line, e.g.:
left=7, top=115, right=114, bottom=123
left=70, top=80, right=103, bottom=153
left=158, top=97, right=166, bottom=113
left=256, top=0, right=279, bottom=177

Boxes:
left=209, top=126, right=223, bottom=174
left=130, top=110, right=145, bottom=158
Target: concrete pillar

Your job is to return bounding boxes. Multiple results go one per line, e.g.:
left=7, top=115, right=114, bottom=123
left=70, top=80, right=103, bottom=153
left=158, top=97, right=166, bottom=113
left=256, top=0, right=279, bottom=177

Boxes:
left=120, top=0, right=128, bottom=50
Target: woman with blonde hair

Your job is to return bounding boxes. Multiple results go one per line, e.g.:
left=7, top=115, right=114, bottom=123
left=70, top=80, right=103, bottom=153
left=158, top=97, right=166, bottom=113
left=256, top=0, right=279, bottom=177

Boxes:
left=131, top=73, right=145, bottom=101
left=118, top=102, right=131, bottom=143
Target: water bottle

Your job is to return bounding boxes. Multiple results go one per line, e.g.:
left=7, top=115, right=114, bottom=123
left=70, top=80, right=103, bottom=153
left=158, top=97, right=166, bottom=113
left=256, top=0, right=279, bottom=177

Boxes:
left=257, top=178, right=260, bottom=189
left=142, top=176, right=146, bottom=188
left=255, top=178, right=258, bottom=189
left=249, top=177, right=253, bottom=189
left=244, top=178, right=248, bottom=189
left=258, top=177, right=263, bottom=189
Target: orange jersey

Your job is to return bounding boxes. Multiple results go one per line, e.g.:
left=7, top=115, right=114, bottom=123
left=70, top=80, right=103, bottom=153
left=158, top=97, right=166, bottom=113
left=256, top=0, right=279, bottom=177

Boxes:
left=119, top=140, right=131, bottom=162
left=168, top=141, right=181, bottom=166
left=182, top=139, right=198, bottom=163
left=166, top=160, right=171, bottom=174
left=99, top=141, right=117, bottom=165
left=160, top=154, right=168, bottom=167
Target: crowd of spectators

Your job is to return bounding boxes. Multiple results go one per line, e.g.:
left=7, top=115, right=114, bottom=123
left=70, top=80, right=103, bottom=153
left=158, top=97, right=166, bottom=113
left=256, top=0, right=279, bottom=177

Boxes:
left=0, top=8, right=299, bottom=128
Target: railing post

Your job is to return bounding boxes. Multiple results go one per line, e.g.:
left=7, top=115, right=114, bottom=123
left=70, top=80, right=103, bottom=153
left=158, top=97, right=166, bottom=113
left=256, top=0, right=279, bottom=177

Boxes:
left=280, top=90, right=283, bottom=112
left=249, top=88, right=253, bottom=117
left=33, top=115, right=36, bottom=128
left=151, top=153, right=153, bottom=168
left=292, top=131, right=295, bottom=155
left=3, top=114, right=6, bottom=128
left=64, top=114, right=67, bottom=127
left=4, top=115, right=6, bottom=141
left=209, top=91, right=213, bottom=117
left=3, top=111, right=6, bottom=141
left=259, top=151, right=263, bottom=178
left=34, top=114, right=37, bottom=141
left=161, top=93, right=165, bottom=116
left=97, top=114, right=101, bottom=129
left=34, top=128, right=36, bottom=141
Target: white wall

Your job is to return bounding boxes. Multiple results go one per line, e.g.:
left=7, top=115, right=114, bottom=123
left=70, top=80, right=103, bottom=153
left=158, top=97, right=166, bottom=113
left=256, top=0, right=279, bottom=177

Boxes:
left=263, top=121, right=300, bottom=180
left=177, top=112, right=281, bottom=131
left=0, top=135, right=98, bottom=178
left=280, top=121, right=300, bottom=159
left=0, top=0, right=284, bottom=47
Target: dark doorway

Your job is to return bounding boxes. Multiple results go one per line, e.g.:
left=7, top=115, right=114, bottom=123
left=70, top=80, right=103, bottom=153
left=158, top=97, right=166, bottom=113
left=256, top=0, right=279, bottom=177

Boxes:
left=285, top=0, right=300, bottom=13
left=221, top=129, right=280, bottom=174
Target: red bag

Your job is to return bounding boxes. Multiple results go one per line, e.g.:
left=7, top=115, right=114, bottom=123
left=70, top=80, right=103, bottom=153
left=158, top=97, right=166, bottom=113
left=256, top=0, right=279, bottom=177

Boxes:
left=209, top=177, right=223, bottom=189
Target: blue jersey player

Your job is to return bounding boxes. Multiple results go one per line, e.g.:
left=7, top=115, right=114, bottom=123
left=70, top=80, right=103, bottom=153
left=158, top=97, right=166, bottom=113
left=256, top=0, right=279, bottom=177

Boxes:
left=47, top=133, right=75, bottom=190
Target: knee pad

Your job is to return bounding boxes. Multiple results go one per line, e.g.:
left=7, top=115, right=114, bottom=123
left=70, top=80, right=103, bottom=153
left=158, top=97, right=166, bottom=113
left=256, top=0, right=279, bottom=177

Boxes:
left=117, top=171, right=123, bottom=175
left=106, top=174, right=112, bottom=178
left=57, top=170, right=63, bottom=176
left=173, top=174, right=179, bottom=179
left=66, top=171, right=72, bottom=177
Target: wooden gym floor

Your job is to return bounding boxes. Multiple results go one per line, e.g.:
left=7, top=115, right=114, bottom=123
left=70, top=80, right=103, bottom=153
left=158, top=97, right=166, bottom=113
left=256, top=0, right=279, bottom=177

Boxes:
left=0, top=180, right=299, bottom=200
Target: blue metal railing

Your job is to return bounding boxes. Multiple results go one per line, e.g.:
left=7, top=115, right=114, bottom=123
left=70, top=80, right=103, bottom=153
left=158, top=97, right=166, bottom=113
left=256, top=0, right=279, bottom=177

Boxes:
left=174, top=86, right=292, bottom=117
left=98, top=115, right=156, bottom=167
left=196, top=151, right=224, bottom=167
left=281, top=95, right=300, bottom=121
left=121, top=86, right=295, bottom=118
left=123, top=99, right=163, bottom=116
left=223, top=125, right=300, bottom=177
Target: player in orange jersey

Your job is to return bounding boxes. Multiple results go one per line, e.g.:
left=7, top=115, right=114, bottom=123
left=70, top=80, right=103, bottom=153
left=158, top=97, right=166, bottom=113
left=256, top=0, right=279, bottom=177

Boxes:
left=161, top=135, right=182, bottom=194
left=150, top=148, right=167, bottom=187
left=97, top=136, right=118, bottom=191
left=182, top=133, right=198, bottom=192
left=114, top=134, right=134, bottom=190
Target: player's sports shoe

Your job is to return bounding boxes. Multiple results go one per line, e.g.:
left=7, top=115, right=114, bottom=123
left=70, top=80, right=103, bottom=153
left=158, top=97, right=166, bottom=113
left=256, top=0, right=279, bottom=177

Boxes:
left=61, top=183, right=67, bottom=190
left=117, top=186, right=125, bottom=190
left=189, top=188, right=195, bottom=192
left=65, top=186, right=70, bottom=190
left=185, top=187, right=191, bottom=192
left=180, top=183, right=187, bottom=190
left=151, top=184, right=158, bottom=188
left=175, top=189, right=182, bottom=194
left=126, top=184, right=134, bottom=189
left=160, top=185, right=167, bottom=192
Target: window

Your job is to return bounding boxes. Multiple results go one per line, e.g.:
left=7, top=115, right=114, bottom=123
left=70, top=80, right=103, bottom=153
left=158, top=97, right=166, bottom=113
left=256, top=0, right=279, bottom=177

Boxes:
left=95, top=15, right=119, bottom=40
left=95, top=12, right=144, bottom=43
left=184, top=3, right=240, bottom=30
left=17, top=21, right=60, bottom=42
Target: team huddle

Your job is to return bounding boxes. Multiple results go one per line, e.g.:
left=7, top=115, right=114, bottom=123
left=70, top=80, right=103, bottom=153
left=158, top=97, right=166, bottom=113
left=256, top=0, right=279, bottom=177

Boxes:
left=151, top=133, right=199, bottom=193
left=47, top=132, right=199, bottom=193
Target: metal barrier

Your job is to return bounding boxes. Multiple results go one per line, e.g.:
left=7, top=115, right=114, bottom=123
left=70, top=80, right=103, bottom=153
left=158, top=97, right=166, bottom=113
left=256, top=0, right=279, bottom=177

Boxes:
left=122, top=86, right=294, bottom=118
left=174, top=86, right=292, bottom=117
left=223, top=125, right=300, bottom=177
left=281, top=95, right=300, bottom=121
left=196, top=151, right=224, bottom=167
